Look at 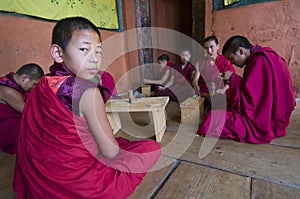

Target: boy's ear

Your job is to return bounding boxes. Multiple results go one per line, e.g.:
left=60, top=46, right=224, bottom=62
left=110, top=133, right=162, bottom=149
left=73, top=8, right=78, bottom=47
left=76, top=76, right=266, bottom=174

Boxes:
left=50, top=44, right=64, bottom=63
left=20, top=74, right=30, bottom=82
left=237, top=47, right=245, bottom=55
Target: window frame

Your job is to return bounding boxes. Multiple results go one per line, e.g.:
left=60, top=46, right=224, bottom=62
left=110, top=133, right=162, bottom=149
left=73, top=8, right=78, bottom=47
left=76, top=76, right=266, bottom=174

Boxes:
left=213, top=0, right=278, bottom=11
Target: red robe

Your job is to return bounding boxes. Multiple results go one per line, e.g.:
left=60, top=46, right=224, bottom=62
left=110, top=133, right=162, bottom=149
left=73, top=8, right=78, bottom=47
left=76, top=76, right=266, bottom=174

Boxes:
left=157, top=62, right=195, bottom=102
left=0, top=104, right=21, bottom=154
left=49, top=62, right=117, bottom=100
left=160, top=61, right=174, bottom=76
left=14, top=76, right=161, bottom=199
left=99, top=70, right=117, bottom=96
left=197, top=54, right=235, bottom=94
left=147, top=61, right=174, bottom=94
left=0, top=73, right=29, bottom=154
left=197, top=45, right=295, bottom=144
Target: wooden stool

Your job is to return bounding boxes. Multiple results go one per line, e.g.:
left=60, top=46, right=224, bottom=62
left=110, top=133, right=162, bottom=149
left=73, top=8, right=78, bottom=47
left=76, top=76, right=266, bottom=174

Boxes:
left=180, top=97, right=205, bottom=128
left=105, top=96, right=169, bottom=142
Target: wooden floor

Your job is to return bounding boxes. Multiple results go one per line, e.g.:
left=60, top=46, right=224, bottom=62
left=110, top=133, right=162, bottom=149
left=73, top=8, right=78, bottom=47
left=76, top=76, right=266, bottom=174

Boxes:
left=1, top=102, right=300, bottom=199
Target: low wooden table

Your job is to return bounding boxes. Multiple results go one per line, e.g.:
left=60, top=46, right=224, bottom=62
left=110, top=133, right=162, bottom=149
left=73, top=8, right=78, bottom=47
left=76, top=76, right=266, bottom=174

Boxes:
left=105, top=96, right=169, bottom=142
left=180, top=96, right=205, bottom=127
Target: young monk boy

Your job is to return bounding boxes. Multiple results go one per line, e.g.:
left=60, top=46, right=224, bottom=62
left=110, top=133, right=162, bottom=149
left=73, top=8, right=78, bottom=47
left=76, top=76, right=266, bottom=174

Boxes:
left=14, top=17, right=161, bottom=199
left=197, top=35, right=295, bottom=144
left=192, top=35, right=235, bottom=110
left=193, top=35, right=235, bottom=95
left=0, top=63, right=44, bottom=154
left=144, top=54, right=174, bottom=96
left=156, top=49, right=196, bottom=102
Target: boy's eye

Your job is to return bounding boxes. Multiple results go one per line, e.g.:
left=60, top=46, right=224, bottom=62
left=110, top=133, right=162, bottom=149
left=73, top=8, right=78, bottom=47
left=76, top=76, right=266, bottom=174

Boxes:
left=96, top=50, right=102, bottom=55
left=80, top=48, right=88, bottom=52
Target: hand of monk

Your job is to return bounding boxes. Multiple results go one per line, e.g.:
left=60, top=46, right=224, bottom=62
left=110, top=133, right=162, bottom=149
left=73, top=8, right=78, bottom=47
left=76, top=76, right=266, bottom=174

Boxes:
left=218, top=71, right=233, bottom=82
left=192, top=81, right=200, bottom=95
left=216, top=84, right=229, bottom=95
left=224, top=71, right=233, bottom=80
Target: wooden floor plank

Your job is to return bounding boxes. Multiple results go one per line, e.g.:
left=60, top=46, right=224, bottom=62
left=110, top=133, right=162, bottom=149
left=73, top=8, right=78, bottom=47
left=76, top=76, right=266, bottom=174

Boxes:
left=0, top=152, right=16, bottom=199
left=271, top=104, right=300, bottom=148
left=287, top=122, right=300, bottom=131
left=180, top=136, right=300, bottom=188
left=288, top=104, right=300, bottom=130
left=155, top=161, right=250, bottom=199
left=128, top=156, right=177, bottom=199
left=270, top=131, right=300, bottom=149
left=252, top=178, right=300, bottom=199
left=1, top=101, right=299, bottom=198
left=0, top=184, right=15, bottom=199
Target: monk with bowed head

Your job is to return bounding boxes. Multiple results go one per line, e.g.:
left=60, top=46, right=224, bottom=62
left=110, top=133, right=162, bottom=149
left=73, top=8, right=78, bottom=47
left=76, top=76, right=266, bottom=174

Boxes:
left=198, top=35, right=295, bottom=144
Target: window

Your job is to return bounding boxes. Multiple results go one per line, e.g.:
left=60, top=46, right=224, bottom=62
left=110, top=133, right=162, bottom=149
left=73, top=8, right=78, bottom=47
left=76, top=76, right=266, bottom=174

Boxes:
left=213, top=0, right=277, bottom=10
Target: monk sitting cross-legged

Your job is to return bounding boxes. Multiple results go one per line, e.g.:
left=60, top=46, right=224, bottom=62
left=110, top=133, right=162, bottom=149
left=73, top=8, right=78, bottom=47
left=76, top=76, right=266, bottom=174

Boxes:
left=156, top=49, right=196, bottom=102
left=192, top=35, right=235, bottom=111
left=197, top=35, right=295, bottom=144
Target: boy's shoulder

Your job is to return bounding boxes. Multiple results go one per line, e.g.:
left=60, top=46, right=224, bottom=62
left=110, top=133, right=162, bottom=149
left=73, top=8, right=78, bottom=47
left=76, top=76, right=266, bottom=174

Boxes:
left=0, top=73, right=22, bottom=92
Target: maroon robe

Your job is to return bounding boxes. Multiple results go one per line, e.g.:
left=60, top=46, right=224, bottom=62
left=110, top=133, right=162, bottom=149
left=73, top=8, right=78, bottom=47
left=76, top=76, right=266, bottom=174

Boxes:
left=49, top=62, right=116, bottom=102
left=14, top=74, right=161, bottom=198
left=149, top=61, right=175, bottom=95
left=160, top=61, right=174, bottom=76
left=197, top=45, right=295, bottom=144
left=0, top=73, right=29, bottom=154
left=157, top=62, right=195, bottom=102
left=197, top=54, right=235, bottom=94
left=99, top=70, right=117, bottom=96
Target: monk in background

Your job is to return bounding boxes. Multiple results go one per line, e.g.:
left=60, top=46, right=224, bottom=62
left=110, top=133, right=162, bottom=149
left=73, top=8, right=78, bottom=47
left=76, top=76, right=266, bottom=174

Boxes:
left=144, top=54, right=174, bottom=96
left=198, top=35, right=295, bottom=144
left=0, top=63, right=44, bottom=154
left=193, top=35, right=235, bottom=96
left=192, top=35, right=235, bottom=111
left=156, top=49, right=196, bottom=102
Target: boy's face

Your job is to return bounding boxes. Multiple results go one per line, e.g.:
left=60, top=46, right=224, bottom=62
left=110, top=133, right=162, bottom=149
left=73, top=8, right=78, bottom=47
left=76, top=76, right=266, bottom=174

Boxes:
left=180, top=51, right=191, bottom=64
left=19, top=75, right=40, bottom=91
left=159, top=60, right=167, bottom=68
left=203, top=40, right=219, bottom=60
left=224, top=47, right=247, bottom=68
left=61, top=29, right=102, bottom=80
